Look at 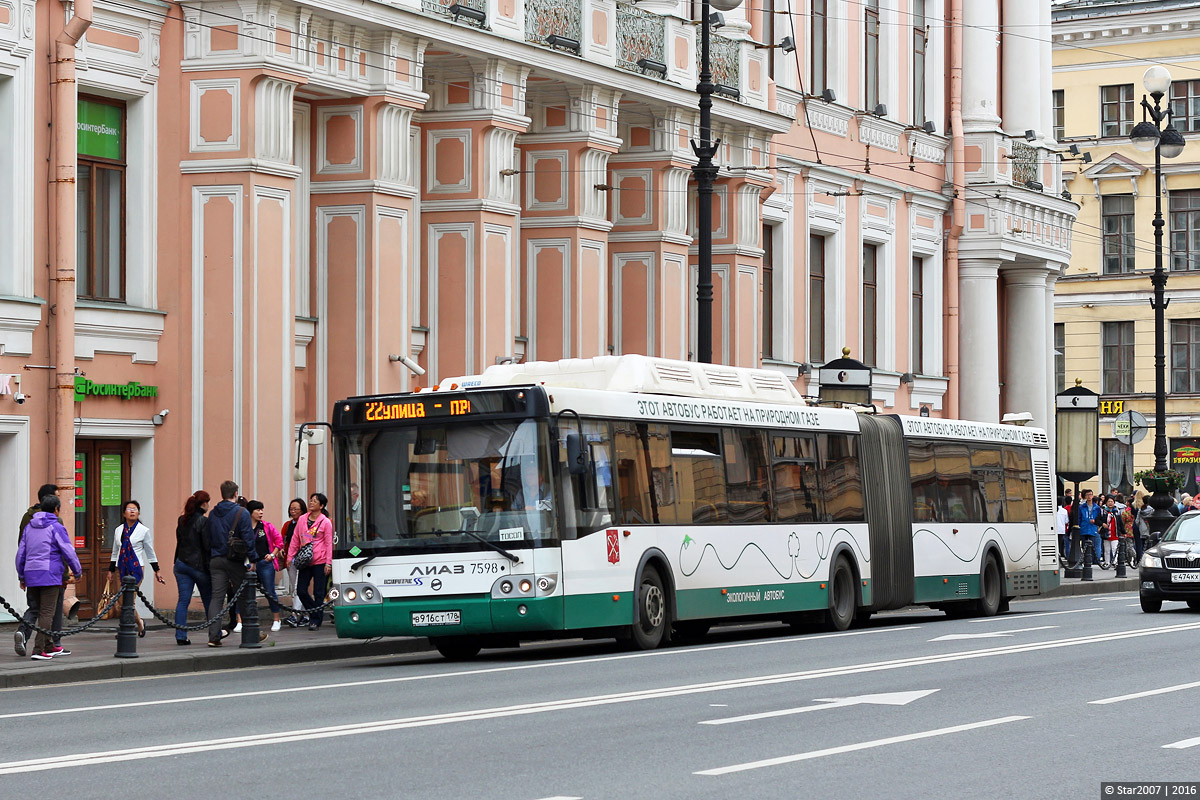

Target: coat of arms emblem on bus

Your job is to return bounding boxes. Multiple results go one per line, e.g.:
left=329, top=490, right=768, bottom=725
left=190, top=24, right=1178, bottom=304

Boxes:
left=606, top=529, right=620, bottom=564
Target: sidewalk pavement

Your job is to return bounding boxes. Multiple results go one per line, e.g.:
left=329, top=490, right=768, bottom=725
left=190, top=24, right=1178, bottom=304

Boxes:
left=0, top=573, right=1140, bottom=689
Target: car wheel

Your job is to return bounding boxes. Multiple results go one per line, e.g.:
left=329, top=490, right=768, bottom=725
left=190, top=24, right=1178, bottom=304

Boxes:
left=1140, top=595, right=1163, bottom=614
left=1187, top=600, right=1200, bottom=611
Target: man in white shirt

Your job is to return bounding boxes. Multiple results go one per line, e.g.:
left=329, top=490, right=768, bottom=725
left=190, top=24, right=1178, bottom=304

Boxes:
left=1056, top=496, right=1070, bottom=564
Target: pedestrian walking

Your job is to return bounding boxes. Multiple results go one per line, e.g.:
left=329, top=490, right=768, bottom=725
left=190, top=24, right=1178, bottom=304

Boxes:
left=109, top=500, right=165, bottom=637
left=205, top=480, right=267, bottom=646
left=246, top=500, right=285, bottom=632
left=1078, top=489, right=1103, bottom=567
left=280, top=498, right=307, bottom=627
left=15, top=495, right=81, bottom=661
left=287, top=493, right=333, bottom=631
left=14, top=483, right=62, bottom=657
left=1103, top=496, right=1123, bottom=566
left=173, top=490, right=212, bottom=645
left=1056, top=497, right=1070, bottom=563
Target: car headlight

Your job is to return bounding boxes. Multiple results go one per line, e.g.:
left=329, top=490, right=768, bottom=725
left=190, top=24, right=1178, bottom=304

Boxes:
left=1141, top=554, right=1163, bottom=569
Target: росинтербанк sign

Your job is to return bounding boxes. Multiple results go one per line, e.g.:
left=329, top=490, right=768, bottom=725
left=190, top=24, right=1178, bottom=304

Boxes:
left=73, top=377, right=158, bottom=402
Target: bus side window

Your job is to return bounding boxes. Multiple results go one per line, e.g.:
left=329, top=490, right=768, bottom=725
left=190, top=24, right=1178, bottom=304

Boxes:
left=1002, top=446, right=1035, bottom=522
left=669, top=428, right=727, bottom=524
left=970, top=445, right=1005, bottom=523
left=723, top=429, right=770, bottom=522
left=563, top=419, right=617, bottom=536
left=908, top=439, right=938, bottom=522
left=933, top=442, right=979, bottom=523
left=614, top=423, right=654, bottom=524
left=771, top=434, right=821, bottom=523
left=646, top=425, right=676, bottom=524
left=818, top=434, right=865, bottom=522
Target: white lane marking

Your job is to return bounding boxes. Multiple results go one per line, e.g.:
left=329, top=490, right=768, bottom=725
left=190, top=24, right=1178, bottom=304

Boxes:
left=3, top=622, right=1200, bottom=774
left=1127, top=604, right=1142, bottom=607
left=929, top=625, right=1057, bottom=642
left=0, top=625, right=921, bottom=720
left=1164, top=736, right=1200, bottom=750
left=695, top=716, right=1030, bottom=774
left=1093, top=597, right=1136, bottom=602
left=533, top=796, right=583, bottom=799
left=1091, top=680, right=1200, bottom=705
left=968, top=608, right=1101, bottom=623
left=700, top=689, right=938, bottom=725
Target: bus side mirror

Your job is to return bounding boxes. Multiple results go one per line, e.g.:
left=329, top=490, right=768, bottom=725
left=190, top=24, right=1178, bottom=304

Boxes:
left=566, top=433, right=589, bottom=476
left=305, top=428, right=326, bottom=446
left=293, top=439, right=309, bottom=482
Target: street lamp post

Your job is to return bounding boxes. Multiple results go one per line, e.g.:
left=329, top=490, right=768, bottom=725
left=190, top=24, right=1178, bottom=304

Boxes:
left=693, top=0, right=741, bottom=364
left=1130, top=65, right=1187, bottom=543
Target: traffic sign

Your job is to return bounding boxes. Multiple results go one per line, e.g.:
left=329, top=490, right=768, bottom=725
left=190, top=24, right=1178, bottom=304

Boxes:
left=1114, top=410, right=1148, bottom=445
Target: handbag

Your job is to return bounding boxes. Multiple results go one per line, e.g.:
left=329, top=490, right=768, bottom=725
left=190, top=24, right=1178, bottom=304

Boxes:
left=99, top=574, right=121, bottom=620
left=293, top=541, right=314, bottom=569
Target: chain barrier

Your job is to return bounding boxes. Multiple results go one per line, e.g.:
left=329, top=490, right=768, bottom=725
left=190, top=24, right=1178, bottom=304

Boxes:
left=134, top=574, right=254, bottom=632
left=0, top=588, right=123, bottom=640
left=259, top=580, right=336, bottom=616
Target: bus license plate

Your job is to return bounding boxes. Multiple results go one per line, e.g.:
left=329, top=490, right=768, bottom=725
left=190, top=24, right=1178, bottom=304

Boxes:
left=1171, top=572, right=1200, bottom=583
left=412, top=611, right=461, bottom=627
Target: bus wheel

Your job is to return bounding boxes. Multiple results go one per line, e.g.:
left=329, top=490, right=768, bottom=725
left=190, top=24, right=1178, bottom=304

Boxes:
left=977, top=556, right=1002, bottom=617
left=631, top=566, right=668, bottom=650
left=432, top=636, right=482, bottom=661
left=824, top=559, right=856, bottom=632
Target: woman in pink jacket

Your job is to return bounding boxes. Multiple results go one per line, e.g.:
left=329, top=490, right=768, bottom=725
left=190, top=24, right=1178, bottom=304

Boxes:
left=245, top=500, right=285, bottom=631
left=287, top=492, right=334, bottom=630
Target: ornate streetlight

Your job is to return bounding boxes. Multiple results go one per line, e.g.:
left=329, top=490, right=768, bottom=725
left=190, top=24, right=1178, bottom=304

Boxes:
left=694, top=0, right=742, bottom=363
left=1129, top=65, right=1187, bottom=542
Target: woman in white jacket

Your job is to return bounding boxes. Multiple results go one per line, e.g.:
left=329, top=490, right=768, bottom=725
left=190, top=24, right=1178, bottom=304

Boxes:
left=108, top=499, right=165, bottom=636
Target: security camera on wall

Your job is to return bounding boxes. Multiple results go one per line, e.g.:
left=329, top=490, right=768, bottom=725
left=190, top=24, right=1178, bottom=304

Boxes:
left=13, top=392, right=25, bottom=405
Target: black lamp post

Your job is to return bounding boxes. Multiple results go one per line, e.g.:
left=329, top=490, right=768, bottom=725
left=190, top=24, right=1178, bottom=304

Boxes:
left=693, top=0, right=741, bottom=364
left=1130, top=65, right=1187, bottom=543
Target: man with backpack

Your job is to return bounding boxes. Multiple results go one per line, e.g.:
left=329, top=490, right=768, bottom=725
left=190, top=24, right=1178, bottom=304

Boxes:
left=205, top=480, right=266, bottom=647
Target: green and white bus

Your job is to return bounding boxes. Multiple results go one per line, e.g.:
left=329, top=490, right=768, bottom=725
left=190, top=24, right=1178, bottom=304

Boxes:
left=308, top=356, right=1060, bottom=659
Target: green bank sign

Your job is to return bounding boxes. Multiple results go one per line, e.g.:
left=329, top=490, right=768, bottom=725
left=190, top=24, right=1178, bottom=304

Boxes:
left=74, top=377, right=158, bottom=402
left=78, top=99, right=123, bottom=161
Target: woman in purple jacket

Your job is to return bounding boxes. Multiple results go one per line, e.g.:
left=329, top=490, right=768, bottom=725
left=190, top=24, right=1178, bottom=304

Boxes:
left=15, top=495, right=82, bottom=661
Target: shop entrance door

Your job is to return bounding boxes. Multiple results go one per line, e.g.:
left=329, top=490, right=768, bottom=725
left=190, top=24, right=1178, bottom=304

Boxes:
left=72, top=440, right=131, bottom=619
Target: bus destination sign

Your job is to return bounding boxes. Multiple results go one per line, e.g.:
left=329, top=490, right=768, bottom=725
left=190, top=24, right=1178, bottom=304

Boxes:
left=361, top=398, right=472, bottom=423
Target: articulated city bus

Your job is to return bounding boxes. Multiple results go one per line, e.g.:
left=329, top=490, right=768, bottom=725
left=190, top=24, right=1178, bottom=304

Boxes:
left=303, top=356, right=1059, bottom=659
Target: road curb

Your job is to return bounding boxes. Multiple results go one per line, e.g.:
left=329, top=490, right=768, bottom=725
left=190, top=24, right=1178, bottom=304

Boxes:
left=1039, top=577, right=1141, bottom=598
left=1, top=636, right=435, bottom=689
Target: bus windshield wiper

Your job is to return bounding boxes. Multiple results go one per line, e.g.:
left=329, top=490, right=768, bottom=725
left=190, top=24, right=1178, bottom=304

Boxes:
left=459, top=529, right=521, bottom=564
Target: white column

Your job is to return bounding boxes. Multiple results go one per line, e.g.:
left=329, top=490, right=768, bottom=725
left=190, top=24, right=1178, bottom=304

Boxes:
left=1039, top=0, right=1054, bottom=142
left=958, top=258, right=1001, bottom=422
left=1045, top=267, right=1060, bottom=466
left=1001, top=0, right=1042, bottom=138
left=962, top=0, right=1001, bottom=131
left=1003, top=265, right=1050, bottom=430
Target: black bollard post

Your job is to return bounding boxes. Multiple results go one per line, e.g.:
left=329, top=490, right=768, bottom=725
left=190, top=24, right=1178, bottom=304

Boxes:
left=1065, top=525, right=1082, bottom=579
left=1115, top=536, right=1127, bottom=578
left=1082, top=538, right=1094, bottom=582
left=240, top=568, right=263, bottom=649
left=115, top=575, right=139, bottom=658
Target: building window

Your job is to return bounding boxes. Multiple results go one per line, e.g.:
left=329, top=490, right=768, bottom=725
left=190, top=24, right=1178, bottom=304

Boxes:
left=1101, top=321, right=1135, bottom=395
left=811, top=0, right=827, bottom=95
left=1171, top=320, right=1200, bottom=393
left=808, top=234, right=825, bottom=363
left=911, top=256, right=923, bottom=374
left=1101, top=194, right=1136, bottom=274
left=1170, top=80, right=1200, bottom=133
left=1100, top=84, right=1134, bottom=137
left=762, top=224, right=774, bottom=360
left=1054, top=322, right=1065, bottom=394
left=1052, top=89, right=1064, bottom=140
left=76, top=96, right=126, bottom=301
left=1170, top=190, right=1200, bottom=272
left=862, top=243, right=878, bottom=367
left=763, top=0, right=775, bottom=80
left=864, top=0, right=880, bottom=110
left=912, top=0, right=926, bottom=124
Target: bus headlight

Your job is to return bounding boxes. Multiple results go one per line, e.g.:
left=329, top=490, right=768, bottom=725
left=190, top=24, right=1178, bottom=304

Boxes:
left=519, top=579, right=532, bottom=593
left=500, top=580, right=513, bottom=594
left=345, top=588, right=358, bottom=601
left=363, top=588, right=374, bottom=601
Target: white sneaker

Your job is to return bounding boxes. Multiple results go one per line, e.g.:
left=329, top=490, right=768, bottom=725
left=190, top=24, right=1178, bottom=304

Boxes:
left=233, top=622, right=243, bottom=633
left=270, top=620, right=281, bottom=632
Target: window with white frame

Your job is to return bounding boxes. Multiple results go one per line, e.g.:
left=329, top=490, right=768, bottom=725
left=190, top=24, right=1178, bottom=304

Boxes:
left=1101, top=321, right=1135, bottom=395
left=811, top=0, right=828, bottom=95
left=1171, top=319, right=1200, bottom=393
left=76, top=96, right=126, bottom=302
left=762, top=223, right=775, bottom=360
left=912, top=0, right=927, bottom=125
left=911, top=255, right=924, bottom=374
left=1052, top=89, right=1064, bottom=141
left=864, top=0, right=880, bottom=110
left=1100, top=84, right=1134, bottom=138
left=1054, top=322, right=1065, bottom=394
left=1101, top=194, right=1135, bottom=275
left=862, top=242, right=878, bottom=366
left=808, top=234, right=826, bottom=363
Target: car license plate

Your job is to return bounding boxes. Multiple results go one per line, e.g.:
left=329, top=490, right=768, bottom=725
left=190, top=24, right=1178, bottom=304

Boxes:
left=412, top=611, right=461, bottom=627
left=1171, top=572, right=1200, bottom=583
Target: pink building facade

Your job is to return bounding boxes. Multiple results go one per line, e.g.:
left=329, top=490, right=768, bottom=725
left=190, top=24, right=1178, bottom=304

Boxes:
left=0, top=0, right=1075, bottom=616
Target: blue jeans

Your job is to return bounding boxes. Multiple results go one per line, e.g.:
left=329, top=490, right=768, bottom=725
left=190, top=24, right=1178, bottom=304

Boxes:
left=1085, top=534, right=1103, bottom=564
left=256, top=560, right=282, bottom=613
left=174, top=562, right=212, bottom=642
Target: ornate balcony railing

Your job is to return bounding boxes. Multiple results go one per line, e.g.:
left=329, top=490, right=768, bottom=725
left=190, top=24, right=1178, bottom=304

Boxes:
left=422, top=0, right=486, bottom=23
left=616, top=2, right=666, bottom=74
left=1011, top=141, right=1040, bottom=186
left=525, top=0, right=582, bottom=48
left=697, top=31, right=740, bottom=96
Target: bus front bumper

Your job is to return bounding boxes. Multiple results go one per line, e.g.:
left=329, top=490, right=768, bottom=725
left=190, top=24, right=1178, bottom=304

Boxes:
left=334, top=593, right=565, bottom=639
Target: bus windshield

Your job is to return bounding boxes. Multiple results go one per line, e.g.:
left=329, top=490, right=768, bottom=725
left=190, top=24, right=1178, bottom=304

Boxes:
left=335, top=419, right=558, bottom=557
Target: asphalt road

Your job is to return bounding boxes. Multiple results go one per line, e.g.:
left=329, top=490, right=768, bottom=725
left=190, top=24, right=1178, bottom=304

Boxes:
left=2, top=593, right=1199, bottom=799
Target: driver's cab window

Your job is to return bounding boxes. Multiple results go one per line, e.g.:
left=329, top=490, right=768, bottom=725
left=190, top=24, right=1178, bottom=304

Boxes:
left=556, top=418, right=616, bottom=538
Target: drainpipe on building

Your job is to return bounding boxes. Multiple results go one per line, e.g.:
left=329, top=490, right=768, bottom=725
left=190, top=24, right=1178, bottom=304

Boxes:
left=945, top=0, right=964, bottom=420
left=52, top=0, right=92, bottom=530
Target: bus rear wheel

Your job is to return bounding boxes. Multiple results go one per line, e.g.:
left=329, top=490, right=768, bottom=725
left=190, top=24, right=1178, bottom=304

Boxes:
left=630, top=566, right=668, bottom=650
left=432, top=636, right=482, bottom=661
left=977, top=556, right=1002, bottom=617
left=824, top=559, right=856, bottom=632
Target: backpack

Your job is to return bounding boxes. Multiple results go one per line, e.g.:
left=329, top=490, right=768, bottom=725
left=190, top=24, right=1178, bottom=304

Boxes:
left=225, top=508, right=249, bottom=559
